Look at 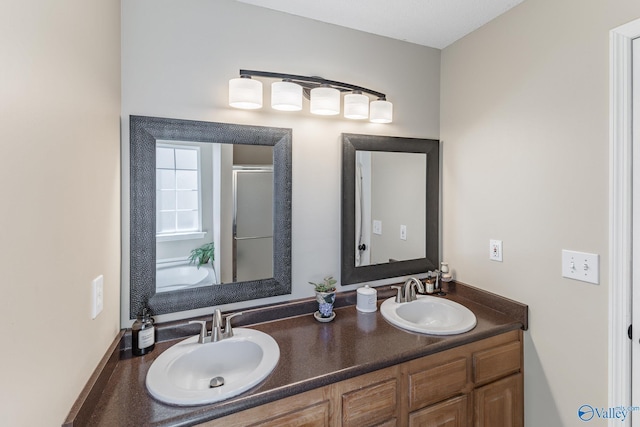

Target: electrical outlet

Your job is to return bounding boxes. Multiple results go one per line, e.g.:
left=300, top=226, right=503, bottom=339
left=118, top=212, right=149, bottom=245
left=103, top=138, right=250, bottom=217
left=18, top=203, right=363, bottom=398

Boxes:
left=92, top=275, right=104, bottom=319
left=562, top=250, right=599, bottom=284
left=489, top=240, right=503, bottom=262
left=400, top=225, right=407, bottom=240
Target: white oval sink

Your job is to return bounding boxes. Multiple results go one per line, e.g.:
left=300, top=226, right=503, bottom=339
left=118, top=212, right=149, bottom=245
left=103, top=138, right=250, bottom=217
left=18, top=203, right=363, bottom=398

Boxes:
left=380, top=295, right=477, bottom=335
left=146, top=328, right=280, bottom=406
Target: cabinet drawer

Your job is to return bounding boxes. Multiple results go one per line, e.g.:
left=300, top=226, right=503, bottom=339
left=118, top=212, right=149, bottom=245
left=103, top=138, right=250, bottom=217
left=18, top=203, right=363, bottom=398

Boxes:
left=202, top=387, right=329, bottom=427
left=409, top=357, right=468, bottom=411
left=473, top=341, right=521, bottom=386
left=342, top=378, right=397, bottom=427
left=409, top=395, right=468, bottom=427
left=249, top=401, right=330, bottom=427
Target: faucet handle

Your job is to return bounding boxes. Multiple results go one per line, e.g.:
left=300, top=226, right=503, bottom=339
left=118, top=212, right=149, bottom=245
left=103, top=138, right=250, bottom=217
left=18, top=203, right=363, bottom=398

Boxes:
left=391, top=285, right=404, bottom=303
left=210, top=309, right=224, bottom=342
left=223, top=312, right=243, bottom=338
left=188, top=320, right=208, bottom=344
left=213, top=309, right=223, bottom=327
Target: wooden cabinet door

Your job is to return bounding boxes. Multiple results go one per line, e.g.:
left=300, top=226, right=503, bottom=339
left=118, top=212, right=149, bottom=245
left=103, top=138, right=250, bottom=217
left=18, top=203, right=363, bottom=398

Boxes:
left=409, top=395, right=468, bottom=427
left=473, top=373, right=523, bottom=427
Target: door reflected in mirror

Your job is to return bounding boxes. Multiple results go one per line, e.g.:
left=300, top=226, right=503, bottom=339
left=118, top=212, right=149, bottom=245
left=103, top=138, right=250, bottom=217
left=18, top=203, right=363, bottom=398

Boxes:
left=155, top=140, right=273, bottom=293
left=355, top=150, right=426, bottom=267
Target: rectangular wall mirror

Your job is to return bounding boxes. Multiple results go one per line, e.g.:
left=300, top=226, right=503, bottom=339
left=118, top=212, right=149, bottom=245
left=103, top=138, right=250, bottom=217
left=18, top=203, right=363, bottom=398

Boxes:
left=341, top=133, right=439, bottom=285
left=129, top=116, right=292, bottom=318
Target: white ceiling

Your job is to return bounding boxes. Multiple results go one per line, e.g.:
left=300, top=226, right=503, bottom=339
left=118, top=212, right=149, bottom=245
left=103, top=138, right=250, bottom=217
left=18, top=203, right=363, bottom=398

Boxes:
left=236, top=0, right=525, bottom=49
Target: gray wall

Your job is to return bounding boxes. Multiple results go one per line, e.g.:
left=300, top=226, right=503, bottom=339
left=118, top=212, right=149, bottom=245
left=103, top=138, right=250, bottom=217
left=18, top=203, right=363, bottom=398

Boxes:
left=121, top=0, right=441, bottom=323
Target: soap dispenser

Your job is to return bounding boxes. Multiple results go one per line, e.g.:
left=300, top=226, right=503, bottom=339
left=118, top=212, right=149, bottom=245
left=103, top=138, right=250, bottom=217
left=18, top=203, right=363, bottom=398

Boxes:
left=132, top=307, right=156, bottom=356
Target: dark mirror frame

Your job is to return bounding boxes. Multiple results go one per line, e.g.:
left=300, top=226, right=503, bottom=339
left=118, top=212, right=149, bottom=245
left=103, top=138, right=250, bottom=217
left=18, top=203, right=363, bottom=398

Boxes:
left=130, top=115, right=292, bottom=318
left=341, top=133, right=439, bottom=285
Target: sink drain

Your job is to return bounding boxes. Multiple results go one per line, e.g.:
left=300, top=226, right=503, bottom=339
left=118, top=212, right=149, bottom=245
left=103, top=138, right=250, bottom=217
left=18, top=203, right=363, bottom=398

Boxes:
left=209, top=377, right=225, bottom=388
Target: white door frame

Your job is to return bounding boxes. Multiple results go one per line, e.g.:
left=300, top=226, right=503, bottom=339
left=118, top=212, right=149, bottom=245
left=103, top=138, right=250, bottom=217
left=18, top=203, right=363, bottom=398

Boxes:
left=610, top=18, right=640, bottom=427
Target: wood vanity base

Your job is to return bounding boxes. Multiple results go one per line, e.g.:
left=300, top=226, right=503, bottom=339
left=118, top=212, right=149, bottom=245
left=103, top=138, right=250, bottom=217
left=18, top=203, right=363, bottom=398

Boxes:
left=204, top=330, right=523, bottom=427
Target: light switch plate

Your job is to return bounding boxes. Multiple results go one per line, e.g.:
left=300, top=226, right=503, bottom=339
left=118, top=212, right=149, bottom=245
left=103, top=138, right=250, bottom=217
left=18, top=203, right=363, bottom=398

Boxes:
left=92, top=275, right=104, bottom=319
left=373, top=220, right=382, bottom=235
left=400, top=225, right=407, bottom=240
left=562, top=250, right=599, bottom=285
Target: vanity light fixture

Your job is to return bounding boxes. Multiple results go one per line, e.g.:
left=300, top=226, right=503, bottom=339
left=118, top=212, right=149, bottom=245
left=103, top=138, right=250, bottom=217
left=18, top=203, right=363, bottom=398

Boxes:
left=344, top=91, right=369, bottom=120
left=229, top=76, right=262, bottom=109
left=228, top=70, right=393, bottom=123
left=370, top=98, right=393, bottom=124
left=310, top=84, right=340, bottom=116
left=271, top=80, right=303, bottom=111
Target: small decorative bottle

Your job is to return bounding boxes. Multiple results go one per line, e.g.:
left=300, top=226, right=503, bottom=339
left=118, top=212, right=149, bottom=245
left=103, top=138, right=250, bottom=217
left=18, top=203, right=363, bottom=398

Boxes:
left=132, top=307, right=156, bottom=356
left=425, top=278, right=436, bottom=294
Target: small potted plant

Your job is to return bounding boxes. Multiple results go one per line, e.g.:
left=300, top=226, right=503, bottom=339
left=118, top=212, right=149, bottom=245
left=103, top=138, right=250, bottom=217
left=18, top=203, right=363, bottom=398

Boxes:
left=309, top=276, right=338, bottom=321
left=188, top=242, right=219, bottom=284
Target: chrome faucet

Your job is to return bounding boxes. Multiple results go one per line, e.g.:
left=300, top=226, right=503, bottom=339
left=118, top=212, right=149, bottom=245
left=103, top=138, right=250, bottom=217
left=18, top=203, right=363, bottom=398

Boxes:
left=403, top=277, right=425, bottom=302
left=188, top=309, right=243, bottom=343
left=391, top=277, right=425, bottom=303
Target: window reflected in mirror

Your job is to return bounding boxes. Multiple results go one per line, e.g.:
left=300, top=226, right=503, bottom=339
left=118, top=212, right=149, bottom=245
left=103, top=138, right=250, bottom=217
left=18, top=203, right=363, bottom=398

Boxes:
left=155, top=140, right=274, bottom=294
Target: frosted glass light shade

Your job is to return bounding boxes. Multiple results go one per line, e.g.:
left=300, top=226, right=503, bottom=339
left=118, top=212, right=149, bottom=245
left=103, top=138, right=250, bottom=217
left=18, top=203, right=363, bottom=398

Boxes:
left=344, top=92, right=369, bottom=120
left=310, top=86, right=340, bottom=115
left=271, top=81, right=302, bottom=111
left=370, top=99, right=393, bottom=123
left=229, top=77, right=263, bottom=109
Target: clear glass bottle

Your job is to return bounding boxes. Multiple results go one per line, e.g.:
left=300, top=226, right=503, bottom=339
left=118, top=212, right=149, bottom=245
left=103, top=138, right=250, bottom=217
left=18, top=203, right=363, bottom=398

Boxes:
left=132, top=308, right=155, bottom=356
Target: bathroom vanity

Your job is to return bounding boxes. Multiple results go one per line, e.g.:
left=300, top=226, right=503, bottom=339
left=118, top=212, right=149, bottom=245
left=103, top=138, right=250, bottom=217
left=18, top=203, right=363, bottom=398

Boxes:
left=207, top=329, right=522, bottom=426
left=65, top=282, right=527, bottom=427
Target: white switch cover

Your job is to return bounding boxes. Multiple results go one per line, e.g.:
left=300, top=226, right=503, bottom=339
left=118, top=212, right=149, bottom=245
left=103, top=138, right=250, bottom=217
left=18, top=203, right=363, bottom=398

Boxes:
left=489, top=240, right=503, bottom=262
left=400, top=225, right=407, bottom=240
left=92, top=275, right=104, bottom=319
left=562, top=250, right=599, bottom=285
left=373, top=220, right=382, bottom=235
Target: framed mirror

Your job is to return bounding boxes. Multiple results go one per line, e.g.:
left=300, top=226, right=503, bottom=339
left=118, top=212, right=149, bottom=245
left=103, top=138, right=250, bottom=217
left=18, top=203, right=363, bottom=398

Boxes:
left=130, top=116, right=292, bottom=318
left=341, top=133, right=439, bottom=285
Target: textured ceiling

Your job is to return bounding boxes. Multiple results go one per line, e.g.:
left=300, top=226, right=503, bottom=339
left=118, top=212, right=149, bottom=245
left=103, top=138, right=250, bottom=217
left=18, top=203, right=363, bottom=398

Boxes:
left=236, top=0, right=525, bottom=49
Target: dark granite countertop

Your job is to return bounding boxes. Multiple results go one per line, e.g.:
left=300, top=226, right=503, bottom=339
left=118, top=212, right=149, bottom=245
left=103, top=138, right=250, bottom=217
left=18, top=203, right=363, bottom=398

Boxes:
left=68, top=282, right=527, bottom=427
